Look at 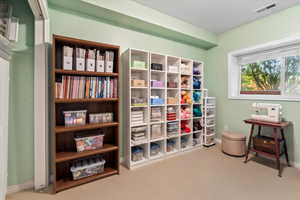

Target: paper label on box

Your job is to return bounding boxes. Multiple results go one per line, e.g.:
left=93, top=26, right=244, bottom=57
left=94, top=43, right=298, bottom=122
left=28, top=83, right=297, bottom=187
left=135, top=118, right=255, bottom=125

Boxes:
left=76, top=58, right=85, bottom=71
left=96, top=60, right=105, bottom=72
left=86, top=59, right=95, bottom=72
left=105, top=61, right=113, bottom=72
left=63, top=56, right=73, bottom=70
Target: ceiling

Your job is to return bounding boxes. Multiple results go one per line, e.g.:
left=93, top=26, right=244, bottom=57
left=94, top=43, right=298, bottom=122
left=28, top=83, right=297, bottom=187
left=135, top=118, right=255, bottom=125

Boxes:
left=133, top=0, right=300, bottom=34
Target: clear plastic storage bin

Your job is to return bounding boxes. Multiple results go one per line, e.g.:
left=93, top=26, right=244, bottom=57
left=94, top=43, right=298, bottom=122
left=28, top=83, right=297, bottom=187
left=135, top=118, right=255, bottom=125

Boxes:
left=167, top=139, right=176, bottom=152
left=150, top=142, right=161, bottom=156
left=132, top=146, right=144, bottom=162
left=75, top=135, right=104, bottom=152
left=64, top=110, right=87, bottom=127
left=70, top=157, right=105, bottom=180
left=89, top=113, right=113, bottom=124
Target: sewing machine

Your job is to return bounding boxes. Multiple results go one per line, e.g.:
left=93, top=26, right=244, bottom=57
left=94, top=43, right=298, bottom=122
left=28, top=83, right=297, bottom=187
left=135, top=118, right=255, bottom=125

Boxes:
left=251, top=103, right=282, bottom=123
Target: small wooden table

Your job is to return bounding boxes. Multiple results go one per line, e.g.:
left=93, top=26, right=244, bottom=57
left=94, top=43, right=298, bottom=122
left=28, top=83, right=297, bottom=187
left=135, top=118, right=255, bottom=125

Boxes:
left=244, top=119, right=291, bottom=177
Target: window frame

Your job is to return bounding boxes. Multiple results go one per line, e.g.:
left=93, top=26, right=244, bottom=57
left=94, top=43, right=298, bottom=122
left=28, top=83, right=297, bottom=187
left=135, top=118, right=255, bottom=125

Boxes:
left=228, top=36, right=300, bottom=101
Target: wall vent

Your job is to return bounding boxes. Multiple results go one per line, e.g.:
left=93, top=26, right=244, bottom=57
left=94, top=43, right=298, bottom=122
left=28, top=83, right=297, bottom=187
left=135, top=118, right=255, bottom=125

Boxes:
left=255, top=3, right=277, bottom=13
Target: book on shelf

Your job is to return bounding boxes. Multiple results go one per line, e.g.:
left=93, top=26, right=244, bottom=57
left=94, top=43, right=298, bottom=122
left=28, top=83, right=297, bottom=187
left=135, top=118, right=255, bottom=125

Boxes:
left=55, top=76, right=118, bottom=99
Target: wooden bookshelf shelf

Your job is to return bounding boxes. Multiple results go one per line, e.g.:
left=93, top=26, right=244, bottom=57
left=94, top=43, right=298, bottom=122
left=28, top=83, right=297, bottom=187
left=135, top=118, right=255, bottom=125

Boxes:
left=55, top=69, right=119, bottom=77
left=51, top=35, right=120, bottom=193
left=56, top=168, right=118, bottom=192
left=55, top=122, right=119, bottom=133
left=56, top=144, right=118, bottom=163
left=55, top=98, right=118, bottom=104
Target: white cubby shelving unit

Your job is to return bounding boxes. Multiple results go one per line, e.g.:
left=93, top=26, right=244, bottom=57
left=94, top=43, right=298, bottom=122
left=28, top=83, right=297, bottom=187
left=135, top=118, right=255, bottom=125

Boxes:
left=123, top=48, right=205, bottom=169
left=203, top=97, right=216, bottom=147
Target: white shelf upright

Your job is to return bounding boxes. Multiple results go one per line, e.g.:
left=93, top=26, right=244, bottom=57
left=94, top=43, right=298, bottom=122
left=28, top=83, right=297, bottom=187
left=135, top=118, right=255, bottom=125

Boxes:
left=203, top=97, right=216, bottom=147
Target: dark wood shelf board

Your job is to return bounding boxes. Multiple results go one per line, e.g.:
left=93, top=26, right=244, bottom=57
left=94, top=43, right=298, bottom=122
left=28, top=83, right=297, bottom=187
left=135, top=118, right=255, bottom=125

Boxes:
left=55, top=69, right=119, bottom=77
left=250, top=148, right=284, bottom=158
left=56, top=122, right=119, bottom=133
left=56, top=168, right=118, bottom=192
left=56, top=144, right=118, bottom=163
left=55, top=98, right=119, bottom=104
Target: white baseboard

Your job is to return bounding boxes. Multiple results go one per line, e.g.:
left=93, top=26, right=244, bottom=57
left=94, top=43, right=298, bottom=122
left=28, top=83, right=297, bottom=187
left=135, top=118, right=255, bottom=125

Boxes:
left=215, top=138, right=221, bottom=144
left=6, top=180, right=33, bottom=195
left=292, top=161, right=300, bottom=169
left=120, top=157, right=124, bottom=163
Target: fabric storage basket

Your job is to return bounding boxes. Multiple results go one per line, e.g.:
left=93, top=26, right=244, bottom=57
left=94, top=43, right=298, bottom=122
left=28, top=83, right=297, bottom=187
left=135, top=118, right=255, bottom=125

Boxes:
left=64, top=110, right=87, bottom=127
left=75, top=135, right=104, bottom=152
left=222, top=132, right=246, bottom=156
left=253, top=135, right=283, bottom=154
left=70, top=157, right=105, bottom=180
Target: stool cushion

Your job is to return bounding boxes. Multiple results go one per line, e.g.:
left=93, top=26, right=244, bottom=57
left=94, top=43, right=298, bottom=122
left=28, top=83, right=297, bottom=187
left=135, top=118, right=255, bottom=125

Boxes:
left=222, top=132, right=246, bottom=156
left=222, top=131, right=246, bottom=141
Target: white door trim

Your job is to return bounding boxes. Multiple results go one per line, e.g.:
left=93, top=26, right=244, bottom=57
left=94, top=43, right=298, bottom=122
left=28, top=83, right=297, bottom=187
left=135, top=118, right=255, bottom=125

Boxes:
left=33, top=19, right=49, bottom=190
left=0, top=55, right=10, bottom=200
left=28, top=0, right=50, bottom=191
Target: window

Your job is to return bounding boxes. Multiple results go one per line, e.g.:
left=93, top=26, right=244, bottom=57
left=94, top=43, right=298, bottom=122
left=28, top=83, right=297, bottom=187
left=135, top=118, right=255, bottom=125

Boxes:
left=228, top=37, right=300, bottom=101
left=240, top=59, right=281, bottom=95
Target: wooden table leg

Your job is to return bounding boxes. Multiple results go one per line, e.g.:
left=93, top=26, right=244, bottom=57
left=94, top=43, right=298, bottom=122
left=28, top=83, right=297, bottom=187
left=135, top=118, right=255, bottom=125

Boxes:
left=273, top=128, right=281, bottom=177
left=281, top=128, right=291, bottom=167
left=258, top=125, right=262, bottom=136
left=244, top=124, right=254, bottom=163
left=255, top=125, right=262, bottom=157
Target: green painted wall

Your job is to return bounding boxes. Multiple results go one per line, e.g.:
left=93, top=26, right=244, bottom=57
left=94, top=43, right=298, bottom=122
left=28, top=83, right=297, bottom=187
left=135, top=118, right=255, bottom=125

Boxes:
left=48, top=5, right=207, bottom=162
left=8, top=0, right=300, bottom=187
left=206, top=5, right=300, bottom=163
left=48, top=0, right=217, bottom=49
left=7, top=1, right=207, bottom=186
left=7, top=0, right=35, bottom=186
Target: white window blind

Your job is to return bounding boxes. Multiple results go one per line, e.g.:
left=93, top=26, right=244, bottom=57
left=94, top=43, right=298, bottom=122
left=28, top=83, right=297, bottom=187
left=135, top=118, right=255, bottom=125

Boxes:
left=237, top=43, right=300, bottom=65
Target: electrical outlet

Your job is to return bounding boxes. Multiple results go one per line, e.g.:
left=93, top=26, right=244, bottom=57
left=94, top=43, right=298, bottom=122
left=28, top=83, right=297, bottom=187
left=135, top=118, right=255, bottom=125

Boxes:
left=224, top=125, right=229, bottom=131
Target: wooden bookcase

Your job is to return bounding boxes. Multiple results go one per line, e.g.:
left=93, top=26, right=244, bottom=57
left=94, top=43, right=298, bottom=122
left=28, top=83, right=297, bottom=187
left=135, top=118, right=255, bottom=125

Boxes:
left=123, top=49, right=204, bottom=169
left=51, top=35, right=120, bottom=193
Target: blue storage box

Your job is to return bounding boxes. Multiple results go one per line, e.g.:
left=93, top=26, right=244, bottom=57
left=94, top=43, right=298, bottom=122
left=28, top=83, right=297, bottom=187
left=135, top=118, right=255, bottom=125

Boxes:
left=151, top=98, right=164, bottom=105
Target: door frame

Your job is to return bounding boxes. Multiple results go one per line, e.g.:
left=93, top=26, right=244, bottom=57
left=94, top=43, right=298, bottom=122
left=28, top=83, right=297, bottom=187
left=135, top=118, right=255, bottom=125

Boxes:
left=28, top=0, right=50, bottom=190
left=0, top=37, right=11, bottom=200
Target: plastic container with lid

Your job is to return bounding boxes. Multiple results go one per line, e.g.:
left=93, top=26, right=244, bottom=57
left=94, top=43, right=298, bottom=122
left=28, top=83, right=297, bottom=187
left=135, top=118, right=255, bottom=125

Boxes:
left=64, top=110, right=87, bottom=127
left=74, top=134, right=104, bottom=152
left=132, top=146, right=144, bottom=162
left=150, top=142, right=161, bottom=156
left=70, top=157, right=105, bottom=180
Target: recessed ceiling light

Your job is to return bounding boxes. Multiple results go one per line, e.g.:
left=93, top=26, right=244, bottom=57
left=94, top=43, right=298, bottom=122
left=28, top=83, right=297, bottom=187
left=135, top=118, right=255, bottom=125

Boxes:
left=255, top=2, right=277, bottom=13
